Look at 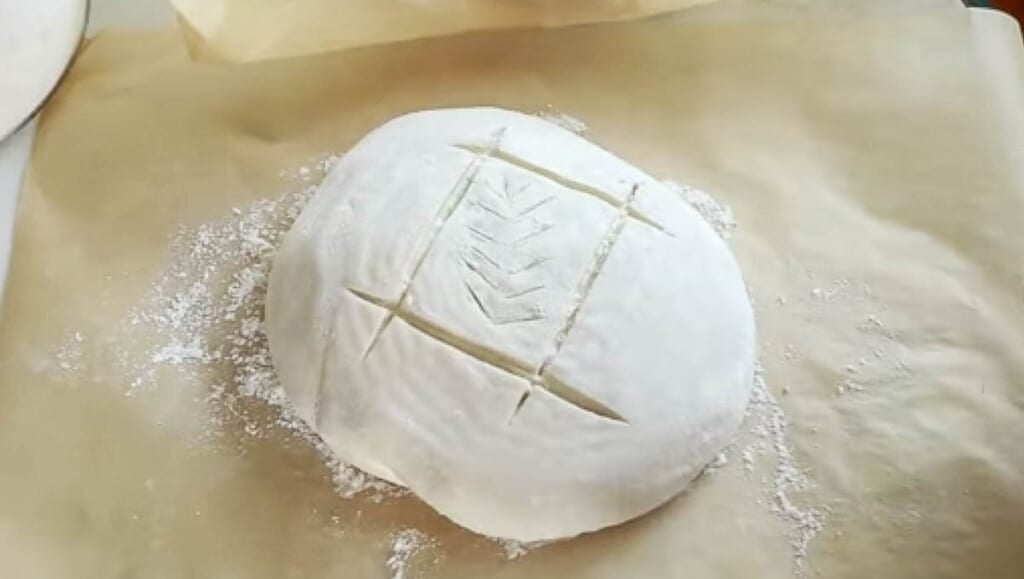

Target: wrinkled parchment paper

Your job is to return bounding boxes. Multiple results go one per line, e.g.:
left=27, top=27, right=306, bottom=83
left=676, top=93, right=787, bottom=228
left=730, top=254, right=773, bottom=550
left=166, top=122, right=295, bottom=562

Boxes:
left=171, top=0, right=718, bottom=62
left=170, top=0, right=970, bottom=63
left=2, top=3, right=1024, bottom=579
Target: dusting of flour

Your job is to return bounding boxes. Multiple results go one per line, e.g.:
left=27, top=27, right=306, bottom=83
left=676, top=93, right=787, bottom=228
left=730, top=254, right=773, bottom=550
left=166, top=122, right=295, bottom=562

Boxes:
left=742, top=367, right=827, bottom=574
left=665, top=179, right=824, bottom=575
left=112, top=152, right=401, bottom=501
left=50, top=141, right=825, bottom=575
left=386, top=529, right=438, bottom=579
left=663, top=180, right=737, bottom=239
left=536, top=106, right=588, bottom=136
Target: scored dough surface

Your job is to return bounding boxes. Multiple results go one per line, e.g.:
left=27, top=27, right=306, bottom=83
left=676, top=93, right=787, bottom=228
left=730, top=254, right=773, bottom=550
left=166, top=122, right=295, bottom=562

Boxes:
left=266, top=107, right=756, bottom=541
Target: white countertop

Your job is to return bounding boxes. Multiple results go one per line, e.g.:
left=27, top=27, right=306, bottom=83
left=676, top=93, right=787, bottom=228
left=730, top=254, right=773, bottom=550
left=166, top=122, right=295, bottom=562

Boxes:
left=0, top=122, right=34, bottom=303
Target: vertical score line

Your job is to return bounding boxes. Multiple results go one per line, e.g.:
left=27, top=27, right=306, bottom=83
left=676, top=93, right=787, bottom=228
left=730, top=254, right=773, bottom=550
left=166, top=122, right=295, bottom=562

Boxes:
left=507, top=184, right=640, bottom=424
left=359, top=127, right=508, bottom=359
left=537, top=183, right=640, bottom=376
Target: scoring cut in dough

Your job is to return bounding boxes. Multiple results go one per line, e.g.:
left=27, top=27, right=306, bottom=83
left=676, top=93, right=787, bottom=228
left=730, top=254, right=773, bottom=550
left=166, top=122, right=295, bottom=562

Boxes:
left=266, top=107, right=756, bottom=542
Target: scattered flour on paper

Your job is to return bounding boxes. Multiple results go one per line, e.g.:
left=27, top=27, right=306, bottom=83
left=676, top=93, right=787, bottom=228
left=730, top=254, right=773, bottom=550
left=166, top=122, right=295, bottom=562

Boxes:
left=741, top=367, right=827, bottom=574
left=491, top=537, right=558, bottom=560
left=112, top=152, right=401, bottom=501
left=494, top=538, right=531, bottom=560
left=386, top=529, right=438, bottom=579
left=798, top=277, right=910, bottom=397
left=48, top=143, right=827, bottom=574
left=55, top=331, right=84, bottom=372
left=668, top=179, right=826, bottom=575
left=838, top=312, right=911, bottom=397
left=663, top=180, right=737, bottom=239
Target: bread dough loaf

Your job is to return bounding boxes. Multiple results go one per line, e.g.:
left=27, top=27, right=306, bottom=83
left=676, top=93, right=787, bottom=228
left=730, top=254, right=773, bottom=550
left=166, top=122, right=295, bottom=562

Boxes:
left=266, top=108, right=755, bottom=541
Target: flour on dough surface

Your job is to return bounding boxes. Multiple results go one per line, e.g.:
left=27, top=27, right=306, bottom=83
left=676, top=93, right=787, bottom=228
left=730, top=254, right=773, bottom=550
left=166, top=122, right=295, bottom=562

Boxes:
left=267, top=108, right=757, bottom=542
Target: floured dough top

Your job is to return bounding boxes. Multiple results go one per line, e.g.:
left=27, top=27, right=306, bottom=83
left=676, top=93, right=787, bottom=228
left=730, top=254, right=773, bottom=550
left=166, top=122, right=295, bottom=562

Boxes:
left=266, top=107, right=755, bottom=541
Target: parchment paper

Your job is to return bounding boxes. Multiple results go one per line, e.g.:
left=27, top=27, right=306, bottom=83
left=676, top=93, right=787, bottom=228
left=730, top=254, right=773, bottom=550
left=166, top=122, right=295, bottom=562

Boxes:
left=169, top=0, right=972, bottom=63
left=2, top=4, right=1024, bottom=579
left=170, top=0, right=719, bottom=62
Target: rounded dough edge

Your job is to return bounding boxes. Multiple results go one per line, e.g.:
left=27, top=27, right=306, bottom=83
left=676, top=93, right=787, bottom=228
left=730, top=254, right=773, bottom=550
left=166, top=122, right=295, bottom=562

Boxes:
left=266, top=107, right=756, bottom=541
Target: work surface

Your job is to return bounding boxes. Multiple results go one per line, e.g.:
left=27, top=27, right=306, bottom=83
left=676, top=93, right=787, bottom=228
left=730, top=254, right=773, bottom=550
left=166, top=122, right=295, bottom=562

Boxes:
left=1, top=2, right=1023, bottom=578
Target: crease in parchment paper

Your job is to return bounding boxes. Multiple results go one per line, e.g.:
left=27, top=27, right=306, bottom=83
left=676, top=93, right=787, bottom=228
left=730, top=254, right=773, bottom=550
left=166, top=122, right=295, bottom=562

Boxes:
left=170, top=0, right=720, bottom=62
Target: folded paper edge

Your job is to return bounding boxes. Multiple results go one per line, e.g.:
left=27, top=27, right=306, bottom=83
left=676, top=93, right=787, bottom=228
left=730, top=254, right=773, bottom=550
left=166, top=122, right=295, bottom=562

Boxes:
left=169, top=0, right=721, bottom=64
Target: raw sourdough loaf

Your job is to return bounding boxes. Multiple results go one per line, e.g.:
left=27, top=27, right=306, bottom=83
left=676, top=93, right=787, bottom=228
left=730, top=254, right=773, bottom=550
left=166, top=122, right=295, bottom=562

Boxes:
left=266, top=108, right=755, bottom=541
